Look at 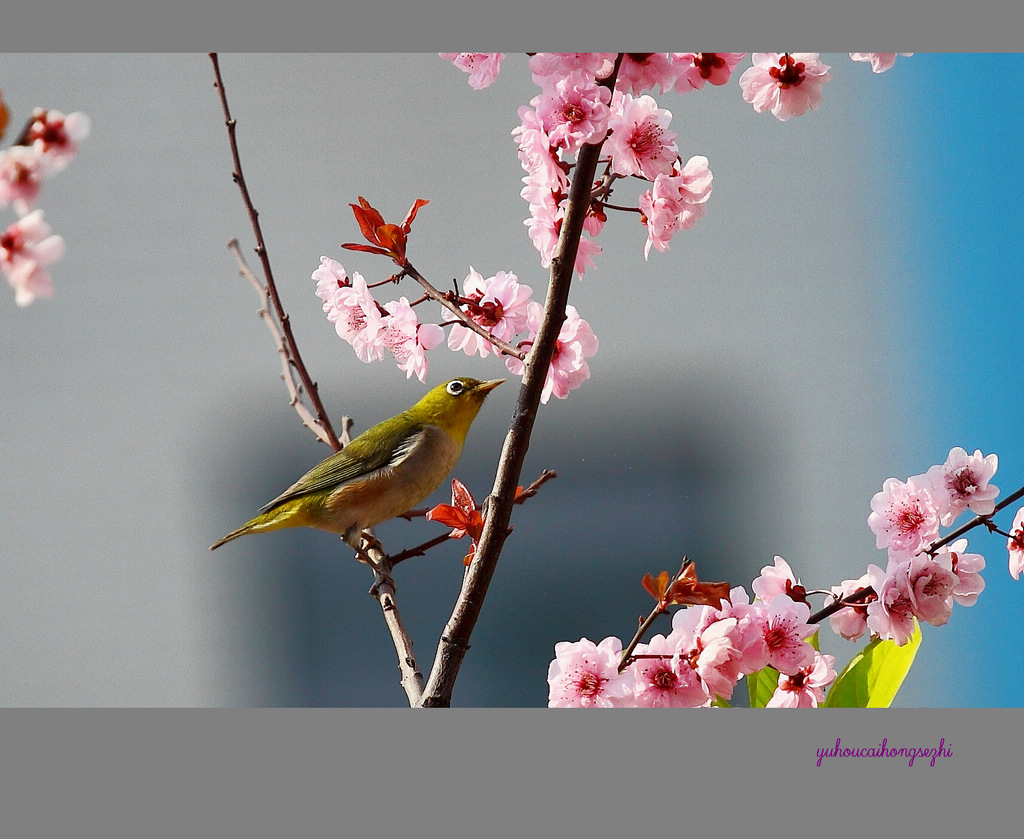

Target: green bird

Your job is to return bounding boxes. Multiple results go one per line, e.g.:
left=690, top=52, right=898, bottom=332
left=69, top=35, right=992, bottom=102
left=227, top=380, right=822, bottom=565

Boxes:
left=210, top=377, right=504, bottom=551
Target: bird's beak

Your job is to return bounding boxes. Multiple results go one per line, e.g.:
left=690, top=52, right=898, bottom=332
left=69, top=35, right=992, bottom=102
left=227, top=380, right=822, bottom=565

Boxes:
left=475, top=378, right=505, bottom=393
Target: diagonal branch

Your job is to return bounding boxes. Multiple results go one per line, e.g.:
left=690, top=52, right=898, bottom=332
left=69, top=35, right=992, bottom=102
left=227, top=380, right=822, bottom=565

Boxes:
left=402, top=262, right=527, bottom=360
left=210, top=53, right=342, bottom=451
left=419, top=56, right=624, bottom=707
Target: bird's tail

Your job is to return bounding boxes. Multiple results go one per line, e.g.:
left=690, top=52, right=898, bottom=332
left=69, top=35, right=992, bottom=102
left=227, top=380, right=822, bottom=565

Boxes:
left=209, top=502, right=308, bottom=550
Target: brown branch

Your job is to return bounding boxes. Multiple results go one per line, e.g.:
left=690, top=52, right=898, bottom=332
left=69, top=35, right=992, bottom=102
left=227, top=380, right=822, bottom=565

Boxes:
left=362, top=540, right=424, bottom=705
left=228, top=240, right=337, bottom=448
left=210, top=53, right=342, bottom=452
left=926, top=482, right=1024, bottom=555
left=419, top=55, right=624, bottom=707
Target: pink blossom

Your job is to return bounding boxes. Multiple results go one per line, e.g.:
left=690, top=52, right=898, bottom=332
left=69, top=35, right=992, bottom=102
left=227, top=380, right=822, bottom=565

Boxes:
left=669, top=607, right=745, bottom=701
left=547, top=637, right=635, bottom=707
left=934, top=539, right=985, bottom=607
left=380, top=297, right=445, bottom=382
left=439, top=53, right=505, bottom=89
left=573, top=233, right=602, bottom=275
left=751, top=555, right=805, bottom=604
left=747, top=597, right=816, bottom=675
left=606, top=92, right=678, bottom=180
left=739, top=53, right=832, bottom=121
left=901, top=555, right=959, bottom=627
left=766, top=652, right=836, bottom=708
left=447, top=268, right=533, bottom=358
left=868, top=475, right=941, bottom=558
left=0, top=145, right=45, bottom=212
left=23, top=108, right=90, bottom=173
left=505, top=302, right=598, bottom=403
left=828, top=572, right=876, bottom=642
left=512, top=106, right=568, bottom=194
left=672, top=53, right=746, bottom=92
left=629, top=633, right=709, bottom=707
left=522, top=186, right=562, bottom=267
left=528, top=53, right=617, bottom=87
left=639, top=155, right=713, bottom=259
left=534, top=71, right=611, bottom=154
left=925, top=447, right=999, bottom=525
left=313, top=257, right=385, bottom=362
left=1007, top=507, right=1024, bottom=580
left=1, top=209, right=64, bottom=306
left=615, top=53, right=678, bottom=95
left=849, top=53, right=912, bottom=73
left=865, top=562, right=918, bottom=645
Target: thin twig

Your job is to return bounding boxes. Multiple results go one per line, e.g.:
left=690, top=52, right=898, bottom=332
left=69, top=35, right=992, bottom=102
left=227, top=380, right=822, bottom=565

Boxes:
left=210, top=53, right=341, bottom=451
left=228, top=240, right=335, bottom=448
left=419, top=55, right=624, bottom=707
left=926, top=482, right=1024, bottom=555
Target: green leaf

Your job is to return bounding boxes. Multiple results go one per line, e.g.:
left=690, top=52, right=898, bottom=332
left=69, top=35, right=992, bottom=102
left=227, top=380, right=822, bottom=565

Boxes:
left=823, top=622, right=922, bottom=708
left=747, top=665, right=780, bottom=708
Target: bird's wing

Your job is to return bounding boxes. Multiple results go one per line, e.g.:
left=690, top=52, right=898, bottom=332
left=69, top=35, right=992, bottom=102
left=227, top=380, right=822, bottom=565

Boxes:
left=259, top=416, right=425, bottom=512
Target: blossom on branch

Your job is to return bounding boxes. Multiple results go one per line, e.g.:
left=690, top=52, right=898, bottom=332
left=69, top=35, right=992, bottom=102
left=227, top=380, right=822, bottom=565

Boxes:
left=534, top=70, right=611, bottom=155
left=629, top=633, right=709, bottom=707
left=380, top=297, right=445, bottom=382
left=672, top=53, right=746, bottom=92
left=934, top=539, right=986, bottom=607
left=739, top=53, right=832, bottom=121
left=868, top=475, right=941, bottom=558
left=21, top=108, right=90, bottom=173
left=505, top=302, right=598, bottom=403
left=0, top=145, right=45, bottom=213
left=828, top=573, right=876, bottom=642
left=615, top=53, right=677, bottom=95
left=606, top=92, right=678, bottom=180
left=766, top=652, right=836, bottom=708
left=447, top=267, right=533, bottom=359
left=1, top=209, right=64, bottom=306
left=313, top=257, right=385, bottom=362
left=1007, top=507, right=1024, bottom=581
left=439, top=53, right=505, bottom=89
left=512, top=106, right=567, bottom=194
left=547, top=637, right=635, bottom=707
left=528, top=53, right=616, bottom=87
left=925, top=446, right=999, bottom=526
left=849, top=53, right=913, bottom=73
left=639, top=155, right=713, bottom=259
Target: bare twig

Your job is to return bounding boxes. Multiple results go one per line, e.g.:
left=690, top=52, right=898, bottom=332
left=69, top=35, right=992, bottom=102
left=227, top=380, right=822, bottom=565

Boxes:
left=419, top=56, right=624, bottom=707
left=210, top=53, right=342, bottom=451
left=228, top=240, right=337, bottom=448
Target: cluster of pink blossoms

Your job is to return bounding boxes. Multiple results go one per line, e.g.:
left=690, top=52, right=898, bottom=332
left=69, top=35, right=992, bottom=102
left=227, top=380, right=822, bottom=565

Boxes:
left=442, top=53, right=911, bottom=266
left=834, top=446, right=1003, bottom=646
left=1, top=107, right=89, bottom=306
left=314, top=256, right=597, bottom=399
left=549, top=445, right=1024, bottom=707
left=548, top=557, right=835, bottom=708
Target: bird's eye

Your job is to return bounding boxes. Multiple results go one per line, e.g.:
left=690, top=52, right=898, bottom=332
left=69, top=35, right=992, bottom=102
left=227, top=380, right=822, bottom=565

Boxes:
left=446, top=380, right=466, bottom=396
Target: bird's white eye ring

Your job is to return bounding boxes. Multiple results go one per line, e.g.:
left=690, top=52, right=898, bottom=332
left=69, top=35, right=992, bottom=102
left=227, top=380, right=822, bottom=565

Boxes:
left=446, top=380, right=465, bottom=395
